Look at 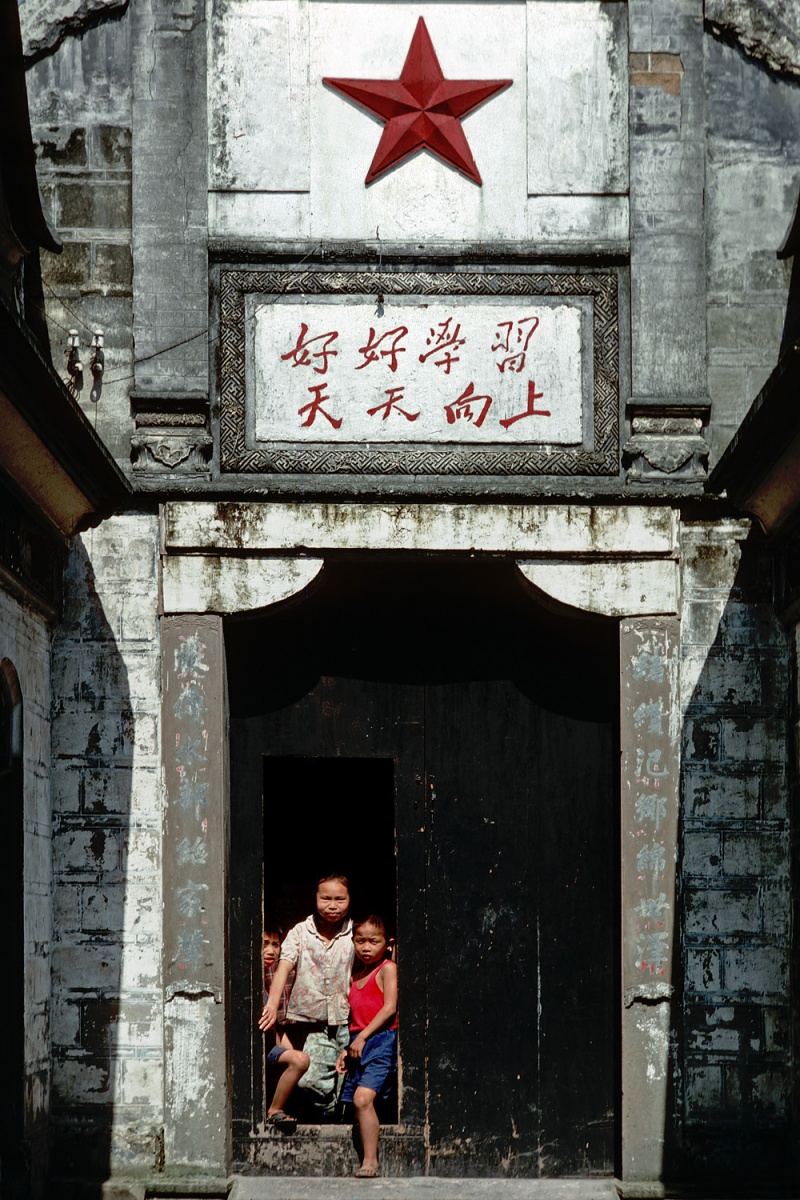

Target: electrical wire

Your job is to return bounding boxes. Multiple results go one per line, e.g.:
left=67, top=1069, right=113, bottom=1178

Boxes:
left=42, top=278, right=98, bottom=337
left=41, top=239, right=334, bottom=388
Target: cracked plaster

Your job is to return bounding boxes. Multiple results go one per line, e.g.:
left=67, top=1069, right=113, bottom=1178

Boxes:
left=705, top=0, right=800, bottom=81
left=19, top=0, right=128, bottom=63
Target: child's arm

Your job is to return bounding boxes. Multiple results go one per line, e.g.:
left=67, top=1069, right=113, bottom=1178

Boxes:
left=348, top=962, right=398, bottom=1059
left=258, top=958, right=293, bottom=1031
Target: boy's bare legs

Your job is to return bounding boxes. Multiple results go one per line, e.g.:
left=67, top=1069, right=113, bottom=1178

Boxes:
left=352, top=1085, right=380, bottom=1173
left=268, top=1043, right=310, bottom=1117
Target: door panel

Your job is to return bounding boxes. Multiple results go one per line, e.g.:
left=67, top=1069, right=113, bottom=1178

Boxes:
left=424, top=679, right=539, bottom=1152
left=424, top=678, right=615, bottom=1174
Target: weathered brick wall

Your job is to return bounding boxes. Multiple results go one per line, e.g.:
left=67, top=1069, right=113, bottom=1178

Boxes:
left=25, top=13, right=133, bottom=465
left=0, top=590, right=53, bottom=1196
left=680, top=518, right=792, bottom=1182
left=705, top=33, right=800, bottom=465
left=50, top=514, right=163, bottom=1179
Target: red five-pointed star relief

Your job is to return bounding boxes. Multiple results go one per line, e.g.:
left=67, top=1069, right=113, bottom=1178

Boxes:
left=323, top=17, right=512, bottom=185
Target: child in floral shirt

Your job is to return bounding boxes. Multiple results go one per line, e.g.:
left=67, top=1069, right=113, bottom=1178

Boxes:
left=260, top=876, right=354, bottom=1118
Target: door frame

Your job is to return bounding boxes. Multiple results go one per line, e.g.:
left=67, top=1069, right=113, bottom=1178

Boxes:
left=159, top=500, right=681, bottom=1185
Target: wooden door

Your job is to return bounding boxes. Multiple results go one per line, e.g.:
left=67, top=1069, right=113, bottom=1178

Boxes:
left=423, top=677, right=616, bottom=1174
left=226, top=560, right=617, bottom=1175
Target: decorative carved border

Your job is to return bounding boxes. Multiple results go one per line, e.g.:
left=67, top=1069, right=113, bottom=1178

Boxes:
left=219, top=269, right=619, bottom=476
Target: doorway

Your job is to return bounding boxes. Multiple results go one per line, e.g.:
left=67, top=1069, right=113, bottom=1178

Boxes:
left=226, top=559, right=619, bottom=1176
left=262, top=756, right=396, bottom=934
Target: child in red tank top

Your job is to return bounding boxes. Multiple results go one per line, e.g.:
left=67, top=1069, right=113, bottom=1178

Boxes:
left=335, top=915, right=398, bottom=1178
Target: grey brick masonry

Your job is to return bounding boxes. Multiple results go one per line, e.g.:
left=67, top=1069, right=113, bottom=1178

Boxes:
left=680, top=519, right=791, bottom=1178
left=50, top=515, right=164, bottom=1178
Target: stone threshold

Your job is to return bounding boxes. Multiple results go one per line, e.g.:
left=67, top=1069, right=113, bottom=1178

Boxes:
left=50, top=1176, right=800, bottom=1200
left=229, top=1181, right=618, bottom=1200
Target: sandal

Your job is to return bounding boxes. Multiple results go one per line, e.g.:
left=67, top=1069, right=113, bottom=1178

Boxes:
left=355, top=1161, right=379, bottom=1178
left=266, top=1110, right=297, bottom=1127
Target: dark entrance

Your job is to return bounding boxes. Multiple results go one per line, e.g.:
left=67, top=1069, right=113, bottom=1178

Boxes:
left=227, top=559, right=619, bottom=1176
left=262, top=756, right=396, bottom=935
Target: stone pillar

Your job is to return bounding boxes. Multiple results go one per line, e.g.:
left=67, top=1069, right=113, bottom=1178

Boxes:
left=161, top=616, right=229, bottom=1173
left=620, top=618, right=680, bottom=1182
left=130, top=0, right=212, bottom=480
left=628, top=0, right=706, bottom=407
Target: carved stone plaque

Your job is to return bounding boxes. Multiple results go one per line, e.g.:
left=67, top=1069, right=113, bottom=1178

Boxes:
left=219, top=269, right=619, bottom=476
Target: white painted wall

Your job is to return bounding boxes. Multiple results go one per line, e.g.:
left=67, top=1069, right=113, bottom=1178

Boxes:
left=251, top=297, right=587, bottom=446
left=165, top=501, right=677, bottom=556
left=208, top=0, right=629, bottom=247
left=51, top=515, right=165, bottom=1171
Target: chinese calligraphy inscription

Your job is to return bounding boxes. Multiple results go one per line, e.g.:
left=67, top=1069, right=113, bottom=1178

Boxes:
left=221, top=268, right=620, bottom=477
left=252, top=298, right=586, bottom=446
left=161, top=616, right=227, bottom=1166
left=163, top=617, right=226, bottom=996
left=621, top=619, right=679, bottom=997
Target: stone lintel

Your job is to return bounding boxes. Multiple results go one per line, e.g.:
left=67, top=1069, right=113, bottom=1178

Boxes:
left=161, top=555, right=324, bottom=615
left=164, top=502, right=677, bottom=557
left=517, top=557, right=679, bottom=617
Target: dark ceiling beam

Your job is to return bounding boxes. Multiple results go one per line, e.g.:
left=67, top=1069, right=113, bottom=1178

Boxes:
left=708, top=342, right=800, bottom=539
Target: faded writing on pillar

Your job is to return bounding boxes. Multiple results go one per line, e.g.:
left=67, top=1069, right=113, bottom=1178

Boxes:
left=628, top=632, right=674, bottom=978
left=170, top=635, right=210, bottom=976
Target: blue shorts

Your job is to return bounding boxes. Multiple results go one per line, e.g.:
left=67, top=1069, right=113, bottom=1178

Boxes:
left=266, top=1042, right=289, bottom=1066
left=341, top=1029, right=397, bottom=1103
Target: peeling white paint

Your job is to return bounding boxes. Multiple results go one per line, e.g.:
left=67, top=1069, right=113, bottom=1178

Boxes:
left=517, top=558, right=678, bottom=617
left=527, top=2, right=628, bottom=195
left=165, top=502, right=676, bottom=557
left=161, top=554, right=324, bottom=615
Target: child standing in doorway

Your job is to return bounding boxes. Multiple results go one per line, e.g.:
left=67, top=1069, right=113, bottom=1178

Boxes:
left=260, top=875, right=354, bottom=1118
left=336, top=915, right=398, bottom=1178
left=260, top=929, right=308, bottom=1126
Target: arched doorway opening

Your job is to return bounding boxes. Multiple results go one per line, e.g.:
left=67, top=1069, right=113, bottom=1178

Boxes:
left=225, top=558, right=619, bottom=1176
left=0, top=659, right=27, bottom=1199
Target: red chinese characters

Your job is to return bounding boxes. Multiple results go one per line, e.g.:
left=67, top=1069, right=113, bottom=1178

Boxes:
left=298, top=383, right=342, bottom=429
left=367, top=386, right=420, bottom=421
left=492, top=315, right=539, bottom=373
left=273, top=308, right=560, bottom=439
left=281, top=323, right=339, bottom=374
left=444, top=382, right=493, bottom=429
left=418, top=318, right=466, bottom=374
left=498, top=380, right=550, bottom=429
left=356, top=326, right=408, bottom=372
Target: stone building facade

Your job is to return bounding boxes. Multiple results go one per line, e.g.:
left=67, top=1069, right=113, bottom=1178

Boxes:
left=5, top=0, right=800, bottom=1194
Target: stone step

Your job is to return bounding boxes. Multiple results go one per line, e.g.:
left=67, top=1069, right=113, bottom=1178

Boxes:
left=228, top=1180, right=619, bottom=1200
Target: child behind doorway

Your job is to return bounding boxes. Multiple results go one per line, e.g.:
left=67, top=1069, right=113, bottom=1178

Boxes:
left=260, top=875, right=354, bottom=1119
left=261, top=929, right=309, bottom=1126
left=336, top=914, right=398, bottom=1178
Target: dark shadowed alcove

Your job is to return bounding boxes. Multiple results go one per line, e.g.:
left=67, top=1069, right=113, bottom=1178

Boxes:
left=0, top=659, right=26, bottom=1200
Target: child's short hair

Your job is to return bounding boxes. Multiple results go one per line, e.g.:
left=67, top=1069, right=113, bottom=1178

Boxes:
left=353, top=913, right=393, bottom=940
left=263, top=927, right=283, bottom=942
left=316, top=873, right=350, bottom=892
